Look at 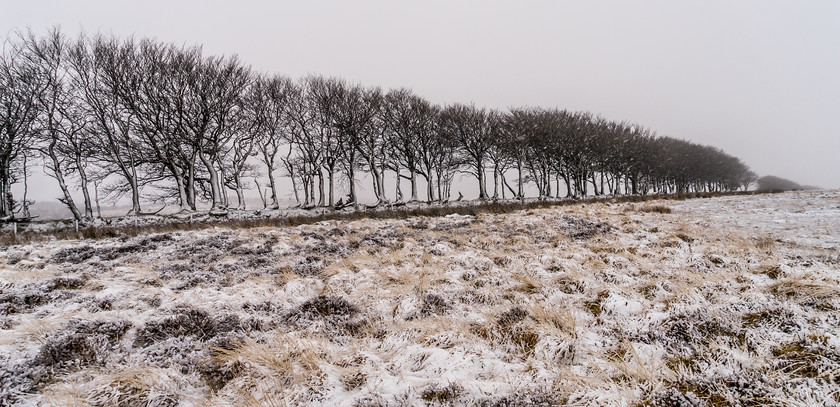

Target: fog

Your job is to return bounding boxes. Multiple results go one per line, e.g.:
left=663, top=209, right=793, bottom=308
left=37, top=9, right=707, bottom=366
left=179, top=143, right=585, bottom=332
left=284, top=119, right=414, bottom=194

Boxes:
left=3, top=0, right=838, bottom=205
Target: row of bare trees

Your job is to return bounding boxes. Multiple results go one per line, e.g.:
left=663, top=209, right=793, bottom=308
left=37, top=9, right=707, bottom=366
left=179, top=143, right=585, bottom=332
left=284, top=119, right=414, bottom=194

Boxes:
left=1, top=29, right=756, bottom=222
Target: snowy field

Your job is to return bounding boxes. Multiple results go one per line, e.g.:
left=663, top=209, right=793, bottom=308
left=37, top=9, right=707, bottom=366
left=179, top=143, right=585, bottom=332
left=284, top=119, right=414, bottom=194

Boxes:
left=1, top=190, right=839, bottom=406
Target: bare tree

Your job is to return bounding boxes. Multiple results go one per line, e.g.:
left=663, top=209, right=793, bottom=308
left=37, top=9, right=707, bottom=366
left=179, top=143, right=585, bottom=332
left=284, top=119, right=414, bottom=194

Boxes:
left=24, top=28, right=94, bottom=221
left=309, top=77, right=342, bottom=207
left=431, top=113, right=460, bottom=202
left=440, top=104, right=495, bottom=200
left=285, top=77, right=329, bottom=207
left=383, top=89, right=422, bottom=202
left=182, top=53, right=251, bottom=214
left=249, top=74, right=293, bottom=209
left=501, top=109, right=535, bottom=200
left=0, top=35, right=42, bottom=220
left=115, top=39, right=194, bottom=212
left=357, top=93, right=390, bottom=206
left=331, top=81, right=382, bottom=209
left=408, top=97, right=441, bottom=202
left=68, top=34, right=147, bottom=215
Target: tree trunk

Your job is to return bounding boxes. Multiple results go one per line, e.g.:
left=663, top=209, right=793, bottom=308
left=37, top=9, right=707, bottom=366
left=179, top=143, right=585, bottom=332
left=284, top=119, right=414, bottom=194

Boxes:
left=600, top=172, right=606, bottom=196
left=409, top=167, right=418, bottom=202
left=94, top=181, right=102, bottom=218
left=563, top=174, right=572, bottom=198
left=75, top=157, right=94, bottom=220
left=503, top=176, right=517, bottom=199
left=303, top=175, right=311, bottom=206
left=267, top=161, right=280, bottom=209
left=128, top=163, right=141, bottom=215
left=378, top=166, right=387, bottom=203
left=348, top=160, right=358, bottom=209
left=395, top=165, right=404, bottom=202
left=198, top=150, right=225, bottom=213
left=492, top=163, right=500, bottom=200
left=317, top=168, right=325, bottom=207
left=328, top=167, right=335, bottom=207
left=0, top=178, right=7, bottom=218
left=255, top=178, right=267, bottom=209
left=436, top=171, right=443, bottom=203
left=218, top=158, right=230, bottom=208
left=369, top=163, right=381, bottom=203
left=288, top=169, right=300, bottom=206
left=47, top=149, right=83, bottom=222
left=234, top=172, right=246, bottom=210
left=1, top=163, right=12, bottom=217
left=426, top=173, right=435, bottom=203
left=172, top=164, right=190, bottom=212
left=372, top=163, right=385, bottom=204
left=544, top=169, right=551, bottom=198
left=187, top=159, right=197, bottom=210
left=477, top=162, right=487, bottom=200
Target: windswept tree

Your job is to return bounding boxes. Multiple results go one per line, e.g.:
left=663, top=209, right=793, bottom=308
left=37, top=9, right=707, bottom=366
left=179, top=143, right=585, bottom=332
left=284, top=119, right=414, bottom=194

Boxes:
left=383, top=90, right=441, bottom=203
left=248, top=74, right=293, bottom=209
left=356, top=91, right=391, bottom=206
left=161, top=47, right=252, bottom=214
left=503, top=108, right=538, bottom=200
left=440, top=104, right=495, bottom=200
left=409, top=97, right=442, bottom=202
left=430, top=114, right=460, bottom=202
left=191, top=54, right=251, bottom=214
left=24, top=28, right=94, bottom=221
left=330, top=80, right=382, bottom=208
left=285, top=76, right=337, bottom=207
left=0, top=35, right=42, bottom=219
left=114, top=39, right=194, bottom=212
left=68, top=34, right=146, bottom=215
left=485, top=110, right=517, bottom=200
left=221, top=98, right=260, bottom=210
left=383, top=88, right=422, bottom=202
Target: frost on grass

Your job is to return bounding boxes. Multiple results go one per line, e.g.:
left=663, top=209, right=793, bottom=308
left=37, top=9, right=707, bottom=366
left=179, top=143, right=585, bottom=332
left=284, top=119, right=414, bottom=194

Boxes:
left=1, top=319, right=130, bottom=405
left=1, top=190, right=839, bottom=406
left=0, top=276, right=86, bottom=315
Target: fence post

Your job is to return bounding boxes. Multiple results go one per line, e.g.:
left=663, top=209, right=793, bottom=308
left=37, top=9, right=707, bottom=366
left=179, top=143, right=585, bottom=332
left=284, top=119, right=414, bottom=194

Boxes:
left=12, top=222, right=16, bottom=237
left=75, top=220, right=79, bottom=233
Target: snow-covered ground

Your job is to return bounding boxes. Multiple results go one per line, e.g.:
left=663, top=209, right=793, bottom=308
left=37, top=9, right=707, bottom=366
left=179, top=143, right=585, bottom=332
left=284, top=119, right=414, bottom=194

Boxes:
left=1, top=190, right=838, bottom=406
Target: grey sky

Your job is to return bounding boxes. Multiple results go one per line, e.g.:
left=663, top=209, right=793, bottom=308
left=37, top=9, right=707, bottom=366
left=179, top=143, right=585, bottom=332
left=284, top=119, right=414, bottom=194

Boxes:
left=3, top=0, right=839, bottom=200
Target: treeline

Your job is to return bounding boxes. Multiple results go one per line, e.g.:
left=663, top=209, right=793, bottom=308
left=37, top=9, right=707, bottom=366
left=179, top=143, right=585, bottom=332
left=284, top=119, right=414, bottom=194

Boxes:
left=1, top=28, right=757, bottom=221
left=756, top=176, right=816, bottom=192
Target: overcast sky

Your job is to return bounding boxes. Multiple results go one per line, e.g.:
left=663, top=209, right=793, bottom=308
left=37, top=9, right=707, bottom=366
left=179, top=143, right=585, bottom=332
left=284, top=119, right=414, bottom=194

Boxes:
left=3, top=0, right=838, bottom=200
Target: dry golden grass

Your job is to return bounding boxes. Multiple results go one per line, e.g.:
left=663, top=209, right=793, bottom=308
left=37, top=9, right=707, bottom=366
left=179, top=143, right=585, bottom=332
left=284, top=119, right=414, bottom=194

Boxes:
left=15, top=316, right=71, bottom=345
left=41, top=382, right=92, bottom=407
left=512, top=273, right=543, bottom=294
left=768, top=275, right=839, bottom=300
left=528, top=303, right=577, bottom=337
left=210, top=335, right=325, bottom=393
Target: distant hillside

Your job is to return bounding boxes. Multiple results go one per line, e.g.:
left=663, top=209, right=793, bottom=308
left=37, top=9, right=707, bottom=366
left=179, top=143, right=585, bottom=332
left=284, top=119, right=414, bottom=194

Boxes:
left=25, top=201, right=73, bottom=221
left=756, top=175, right=819, bottom=191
